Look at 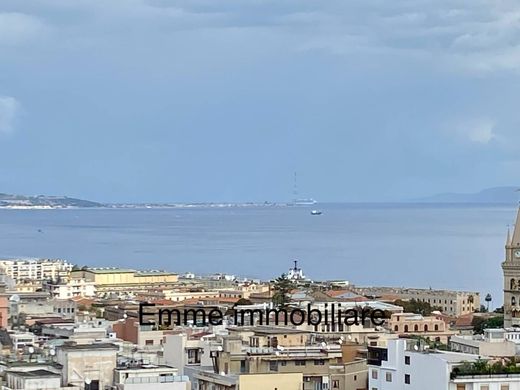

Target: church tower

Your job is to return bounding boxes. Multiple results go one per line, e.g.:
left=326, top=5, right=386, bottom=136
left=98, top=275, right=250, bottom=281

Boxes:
left=503, top=208, right=520, bottom=328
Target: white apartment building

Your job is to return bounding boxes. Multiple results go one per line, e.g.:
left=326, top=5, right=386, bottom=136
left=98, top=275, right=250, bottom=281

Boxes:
left=0, top=258, right=73, bottom=282
left=368, top=338, right=520, bottom=390
left=368, top=338, right=478, bottom=390
left=43, top=278, right=96, bottom=299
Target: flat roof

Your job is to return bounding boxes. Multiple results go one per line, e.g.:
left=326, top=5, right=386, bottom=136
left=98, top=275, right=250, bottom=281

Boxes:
left=59, top=343, right=119, bottom=351
left=8, top=369, right=61, bottom=378
left=85, top=268, right=136, bottom=274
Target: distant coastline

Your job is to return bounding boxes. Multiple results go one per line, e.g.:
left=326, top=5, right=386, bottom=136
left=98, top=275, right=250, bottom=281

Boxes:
left=1, top=185, right=519, bottom=209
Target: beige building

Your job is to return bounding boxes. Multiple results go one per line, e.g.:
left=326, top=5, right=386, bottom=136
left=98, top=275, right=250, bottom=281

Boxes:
left=389, top=313, right=455, bottom=344
left=450, top=328, right=516, bottom=357
left=503, top=208, right=520, bottom=328
left=354, top=286, right=479, bottom=317
left=71, top=268, right=178, bottom=296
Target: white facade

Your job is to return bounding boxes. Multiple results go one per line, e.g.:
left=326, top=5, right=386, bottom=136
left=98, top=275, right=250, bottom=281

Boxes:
left=44, top=278, right=96, bottom=299
left=368, top=339, right=479, bottom=390
left=114, top=365, right=190, bottom=390
left=0, top=258, right=73, bottom=282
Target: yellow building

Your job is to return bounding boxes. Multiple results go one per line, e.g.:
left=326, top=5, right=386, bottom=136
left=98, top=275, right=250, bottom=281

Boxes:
left=71, top=267, right=178, bottom=295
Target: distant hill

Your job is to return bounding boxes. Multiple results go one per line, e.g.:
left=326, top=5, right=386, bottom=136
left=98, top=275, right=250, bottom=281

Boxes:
left=415, top=186, right=520, bottom=204
left=0, top=193, right=103, bottom=208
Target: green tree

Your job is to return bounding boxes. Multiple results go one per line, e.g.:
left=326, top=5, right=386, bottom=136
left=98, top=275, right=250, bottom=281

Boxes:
left=394, top=299, right=440, bottom=315
left=472, top=316, right=504, bottom=334
left=271, top=274, right=295, bottom=307
left=235, top=298, right=253, bottom=306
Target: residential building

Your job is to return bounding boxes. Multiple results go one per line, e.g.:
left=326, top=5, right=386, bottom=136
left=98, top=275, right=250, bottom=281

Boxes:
left=0, top=258, right=73, bottom=283
left=114, top=363, right=190, bottom=390
left=44, top=279, right=96, bottom=299
left=450, top=328, right=516, bottom=357
left=4, top=369, right=63, bottom=390
left=368, top=338, right=479, bottom=389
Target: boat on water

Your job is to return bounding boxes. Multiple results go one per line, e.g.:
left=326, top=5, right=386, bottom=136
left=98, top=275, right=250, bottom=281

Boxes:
left=310, top=210, right=322, bottom=215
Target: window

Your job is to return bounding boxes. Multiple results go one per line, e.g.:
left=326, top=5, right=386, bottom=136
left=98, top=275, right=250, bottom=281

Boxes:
left=424, top=325, right=428, bottom=331
left=269, top=361, right=278, bottom=372
left=404, top=374, right=410, bottom=384
left=480, top=386, right=489, bottom=390
left=295, top=360, right=306, bottom=366
left=404, top=325, right=409, bottom=332
left=501, top=385, right=510, bottom=390
left=331, top=380, right=339, bottom=388
left=145, top=340, right=153, bottom=346
left=314, top=360, right=325, bottom=365
left=404, top=356, right=410, bottom=365
left=456, top=384, right=466, bottom=390
left=434, top=324, right=439, bottom=331
left=385, top=372, right=392, bottom=382
left=372, top=370, right=378, bottom=379
left=280, top=361, right=287, bottom=366
left=414, top=325, right=418, bottom=332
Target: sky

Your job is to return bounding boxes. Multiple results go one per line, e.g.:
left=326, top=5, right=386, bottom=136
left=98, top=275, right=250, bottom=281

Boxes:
left=1, top=0, right=520, bottom=203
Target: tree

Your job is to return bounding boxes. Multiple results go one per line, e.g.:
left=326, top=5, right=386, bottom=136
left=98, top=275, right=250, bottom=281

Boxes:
left=394, top=299, right=440, bottom=316
left=271, top=274, right=295, bottom=307
left=235, top=298, right=252, bottom=306
left=472, top=316, right=504, bottom=334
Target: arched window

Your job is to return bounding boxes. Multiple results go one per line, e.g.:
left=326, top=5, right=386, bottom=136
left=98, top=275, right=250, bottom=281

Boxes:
left=512, top=296, right=516, bottom=306
left=394, top=325, right=398, bottom=332
left=424, top=325, right=428, bottom=332
left=434, top=324, right=439, bottom=331
left=404, top=325, right=409, bottom=332
left=512, top=279, right=517, bottom=290
left=414, top=325, right=418, bottom=332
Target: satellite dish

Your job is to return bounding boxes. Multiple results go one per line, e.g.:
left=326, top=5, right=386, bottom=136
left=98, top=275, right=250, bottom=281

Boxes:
left=347, top=335, right=352, bottom=340
left=414, top=345, right=419, bottom=351
left=28, top=346, right=34, bottom=354
left=50, top=349, right=56, bottom=356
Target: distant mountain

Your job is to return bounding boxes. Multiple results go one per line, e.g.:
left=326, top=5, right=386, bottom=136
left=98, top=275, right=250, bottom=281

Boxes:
left=415, top=186, right=520, bottom=204
left=0, top=193, right=103, bottom=208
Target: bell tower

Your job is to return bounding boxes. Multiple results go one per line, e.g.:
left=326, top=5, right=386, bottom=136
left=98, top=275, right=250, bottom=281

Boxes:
left=503, top=208, right=520, bottom=328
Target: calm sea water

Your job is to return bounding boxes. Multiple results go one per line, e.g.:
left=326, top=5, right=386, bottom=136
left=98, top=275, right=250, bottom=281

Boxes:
left=0, top=204, right=515, bottom=306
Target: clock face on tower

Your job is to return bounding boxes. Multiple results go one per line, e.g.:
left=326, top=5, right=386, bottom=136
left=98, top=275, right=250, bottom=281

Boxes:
left=515, top=250, right=520, bottom=259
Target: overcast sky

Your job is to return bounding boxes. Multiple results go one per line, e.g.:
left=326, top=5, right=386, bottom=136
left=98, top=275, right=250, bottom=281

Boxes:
left=1, top=0, right=519, bottom=203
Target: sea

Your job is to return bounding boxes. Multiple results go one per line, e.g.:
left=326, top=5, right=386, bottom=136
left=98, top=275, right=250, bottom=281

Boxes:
left=0, top=203, right=515, bottom=307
